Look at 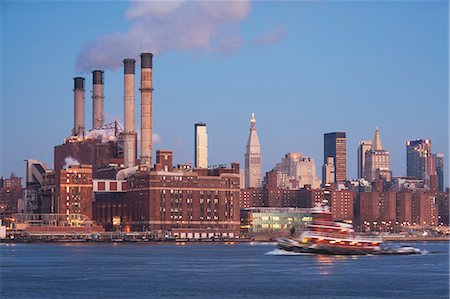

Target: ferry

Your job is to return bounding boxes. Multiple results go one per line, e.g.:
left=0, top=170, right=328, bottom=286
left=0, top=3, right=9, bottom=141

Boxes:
left=278, top=206, right=383, bottom=255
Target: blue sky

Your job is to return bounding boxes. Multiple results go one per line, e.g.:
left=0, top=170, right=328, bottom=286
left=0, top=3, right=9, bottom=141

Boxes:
left=1, top=1, right=448, bottom=185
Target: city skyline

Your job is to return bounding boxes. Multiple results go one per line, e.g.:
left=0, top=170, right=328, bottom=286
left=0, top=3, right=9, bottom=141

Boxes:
left=1, top=1, right=448, bottom=184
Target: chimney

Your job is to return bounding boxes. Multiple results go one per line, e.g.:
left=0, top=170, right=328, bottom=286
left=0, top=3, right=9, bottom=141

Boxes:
left=73, top=77, right=85, bottom=137
left=140, top=53, right=153, bottom=167
left=92, top=70, right=104, bottom=129
left=123, top=59, right=136, bottom=168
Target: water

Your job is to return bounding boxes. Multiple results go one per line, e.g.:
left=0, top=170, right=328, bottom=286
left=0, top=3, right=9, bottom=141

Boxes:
left=1, top=241, right=448, bottom=298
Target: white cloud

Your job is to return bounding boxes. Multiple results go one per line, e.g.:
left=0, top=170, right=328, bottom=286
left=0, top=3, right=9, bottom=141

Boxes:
left=76, top=0, right=251, bottom=72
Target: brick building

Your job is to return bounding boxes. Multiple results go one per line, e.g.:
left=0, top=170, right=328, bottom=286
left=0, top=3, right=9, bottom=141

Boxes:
left=0, top=173, right=22, bottom=214
left=94, top=151, right=241, bottom=237
left=56, top=165, right=93, bottom=219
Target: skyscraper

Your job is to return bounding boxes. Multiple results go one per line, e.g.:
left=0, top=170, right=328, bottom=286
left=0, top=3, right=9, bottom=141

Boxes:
left=434, top=153, right=444, bottom=192
left=357, top=140, right=372, bottom=179
left=406, top=139, right=435, bottom=180
left=273, top=152, right=321, bottom=189
left=323, top=132, right=346, bottom=182
left=194, top=123, right=208, bottom=168
left=245, top=113, right=262, bottom=188
left=363, top=128, right=391, bottom=182
left=322, top=156, right=335, bottom=186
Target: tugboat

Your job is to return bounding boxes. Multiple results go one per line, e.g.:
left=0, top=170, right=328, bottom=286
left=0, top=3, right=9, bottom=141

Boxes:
left=277, top=206, right=383, bottom=255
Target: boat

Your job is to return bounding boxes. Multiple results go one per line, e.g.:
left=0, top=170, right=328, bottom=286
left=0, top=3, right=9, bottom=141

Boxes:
left=277, top=206, right=383, bottom=255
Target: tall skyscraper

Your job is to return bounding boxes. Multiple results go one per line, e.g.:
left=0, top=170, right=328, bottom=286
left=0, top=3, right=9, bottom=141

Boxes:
left=434, top=153, right=444, bottom=192
left=323, top=132, right=346, bottom=182
left=245, top=113, right=262, bottom=188
left=363, top=128, right=391, bottom=182
left=406, top=139, right=435, bottom=180
left=357, top=140, right=372, bottom=179
left=194, top=123, right=208, bottom=168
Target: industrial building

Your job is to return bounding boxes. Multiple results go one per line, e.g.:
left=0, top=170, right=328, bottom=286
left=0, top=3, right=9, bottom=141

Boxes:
left=32, top=52, right=242, bottom=238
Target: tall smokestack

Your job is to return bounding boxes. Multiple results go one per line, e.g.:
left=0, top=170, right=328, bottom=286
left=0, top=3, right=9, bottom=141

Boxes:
left=123, top=59, right=136, bottom=168
left=92, top=70, right=104, bottom=129
left=140, top=53, right=153, bottom=167
left=73, top=77, right=85, bottom=137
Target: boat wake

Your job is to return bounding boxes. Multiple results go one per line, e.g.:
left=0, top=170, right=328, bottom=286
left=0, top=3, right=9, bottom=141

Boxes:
left=265, top=248, right=312, bottom=256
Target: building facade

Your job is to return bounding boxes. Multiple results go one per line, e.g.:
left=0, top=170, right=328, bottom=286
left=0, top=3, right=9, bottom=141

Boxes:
left=363, top=128, right=391, bottom=182
left=194, top=123, right=208, bottom=168
left=119, top=152, right=241, bottom=236
left=322, top=157, right=335, bottom=186
left=406, top=139, right=435, bottom=180
left=434, top=153, right=444, bottom=192
left=273, top=152, right=321, bottom=189
left=324, top=132, right=346, bottom=182
left=357, top=140, right=372, bottom=179
left=245, top=113, right=262, bottom=188
left=56, top=165, right=93, bottom=219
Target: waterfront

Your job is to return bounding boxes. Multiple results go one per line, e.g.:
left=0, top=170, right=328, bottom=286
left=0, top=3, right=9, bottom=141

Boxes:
left=1, top=242, right=448, bottom=298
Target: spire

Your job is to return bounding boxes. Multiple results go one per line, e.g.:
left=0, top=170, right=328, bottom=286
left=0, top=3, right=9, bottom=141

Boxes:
left=251, top=112, right=256, bottom=128
left=371, top=127, right=383, bottom=151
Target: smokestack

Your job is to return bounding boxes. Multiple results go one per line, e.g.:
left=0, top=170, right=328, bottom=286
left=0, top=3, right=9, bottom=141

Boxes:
left=123, top=59, right=136, bottom=168
left=92, top=70, right=104, bottom=129
left=140, top=53, right=153, bottom=167
left=73, top=77, right=85, bottom=137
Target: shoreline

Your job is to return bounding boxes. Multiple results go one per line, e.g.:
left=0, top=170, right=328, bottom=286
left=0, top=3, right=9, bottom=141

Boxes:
left=1, top=236, right=449, bottom=244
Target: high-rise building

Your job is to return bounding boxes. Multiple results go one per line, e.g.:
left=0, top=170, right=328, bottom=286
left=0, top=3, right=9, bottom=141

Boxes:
left=363, top=128, right=391, bottom=182
left=273, top=152, right=320, bottom=189
left=406, top=139, right=436, bottom=180
left=323, top=132, right=346, bottom=182
left=194, top=123, right=208, bottom=168
left=434, top=153, right=444, bottom=192
left=245, top=113, right=262, bottom=188
left=56, top=165, right=93, bottom=219
left=322, top=157, right=335, bottom=186
left=357, top=140, right=372, bottom=179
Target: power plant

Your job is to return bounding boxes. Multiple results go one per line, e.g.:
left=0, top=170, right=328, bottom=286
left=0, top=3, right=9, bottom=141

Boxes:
left=38, top=52, right=242, bottom=237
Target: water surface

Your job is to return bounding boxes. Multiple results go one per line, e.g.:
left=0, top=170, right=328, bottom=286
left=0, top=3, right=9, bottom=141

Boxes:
left=1, top=241, right=448, bottom=298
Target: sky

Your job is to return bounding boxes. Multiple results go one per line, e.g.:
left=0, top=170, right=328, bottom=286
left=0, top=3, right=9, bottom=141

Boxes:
left=1, top=0, right=449, bottom=186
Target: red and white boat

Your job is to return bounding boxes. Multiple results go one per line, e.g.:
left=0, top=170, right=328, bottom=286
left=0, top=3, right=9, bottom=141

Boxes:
left=278, top=206, right=383, bottom=255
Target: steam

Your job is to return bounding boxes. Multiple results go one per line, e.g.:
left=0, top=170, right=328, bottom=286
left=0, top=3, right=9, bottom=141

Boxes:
left=76, top=0, right=251, bottom=72
left=153, top=133, right=162, bottom=144
left=85, top=129, right=118, bottom=143
left=63, top=156, right=80, bottom=169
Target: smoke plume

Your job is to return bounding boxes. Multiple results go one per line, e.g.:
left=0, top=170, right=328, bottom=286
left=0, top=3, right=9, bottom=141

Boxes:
left=76, top=0, right=251, bottom=72
left=63, top=156, right=80, bottom=169
left=85, top=129, right=118, bottom=143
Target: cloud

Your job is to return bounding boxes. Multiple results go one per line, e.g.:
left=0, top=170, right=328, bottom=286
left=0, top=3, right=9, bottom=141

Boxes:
left=76, top=0, right=251, bottom=72
left=252, top=25, right=286, bottom=46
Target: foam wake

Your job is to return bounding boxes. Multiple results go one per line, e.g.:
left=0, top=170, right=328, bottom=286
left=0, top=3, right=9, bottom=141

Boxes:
left=265, top=248, right=312, bottom=256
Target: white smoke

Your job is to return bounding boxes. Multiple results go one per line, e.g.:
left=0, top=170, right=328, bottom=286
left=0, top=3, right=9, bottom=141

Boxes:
left=85, top=129, right=118, bottom=143
left=63, top=156, right=80, bottom=169
left=153, top=133, right=162, bottom=144
left=76, top=0, right=251, bottom=72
